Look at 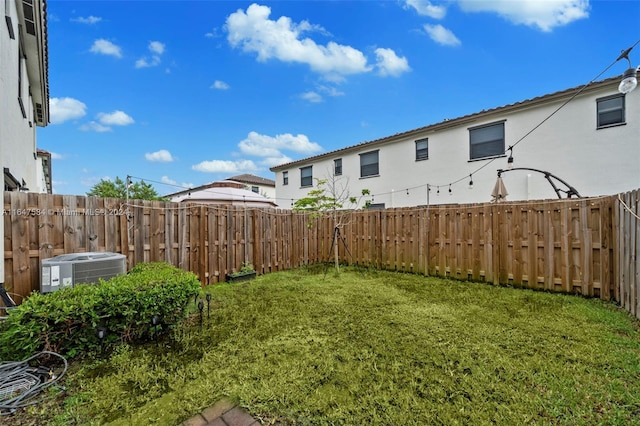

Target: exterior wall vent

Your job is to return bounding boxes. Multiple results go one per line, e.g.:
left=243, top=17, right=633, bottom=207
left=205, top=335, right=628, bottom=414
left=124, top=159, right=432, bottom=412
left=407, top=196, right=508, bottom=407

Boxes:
left=40, top=252, right=126, bottom=293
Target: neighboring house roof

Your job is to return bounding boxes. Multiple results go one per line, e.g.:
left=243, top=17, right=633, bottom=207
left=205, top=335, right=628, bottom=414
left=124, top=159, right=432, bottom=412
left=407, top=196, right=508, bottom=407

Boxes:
left=270, top=75, right=621, bottom=171
left=169, top=180, right=277, bottom=208
left=165, top=180, right=277, bottom=206
left=226, top=174, right=275, bottom=187
left=17, top=0, right=49, bottom=126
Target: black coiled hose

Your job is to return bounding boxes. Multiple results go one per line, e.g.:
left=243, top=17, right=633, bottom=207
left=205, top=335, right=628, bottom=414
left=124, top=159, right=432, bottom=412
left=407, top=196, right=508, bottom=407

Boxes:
left=0, top=351, right=68, bottom=415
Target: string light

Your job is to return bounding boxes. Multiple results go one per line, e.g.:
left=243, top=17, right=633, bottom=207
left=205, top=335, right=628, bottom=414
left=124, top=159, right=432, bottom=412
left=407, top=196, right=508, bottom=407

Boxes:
left=507, top=146, right=514, bottom=169
left=129, top=42, right=640, bottom=209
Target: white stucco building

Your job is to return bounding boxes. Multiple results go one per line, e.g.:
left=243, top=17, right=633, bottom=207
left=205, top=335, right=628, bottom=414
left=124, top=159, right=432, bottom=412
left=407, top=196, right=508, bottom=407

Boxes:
left=225, top=174, right=276, bottom=200
left=166, top=180, right=277, bottom=209
left=271, top=76, right=639, bottom=208
left=1, top=0, right=49, bottom=287
left=1, top=0, right=49, bottom=193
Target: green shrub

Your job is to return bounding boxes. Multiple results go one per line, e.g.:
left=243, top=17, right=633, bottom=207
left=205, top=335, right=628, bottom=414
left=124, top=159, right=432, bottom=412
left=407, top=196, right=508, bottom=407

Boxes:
left=0, top=262, right=200, bottom=360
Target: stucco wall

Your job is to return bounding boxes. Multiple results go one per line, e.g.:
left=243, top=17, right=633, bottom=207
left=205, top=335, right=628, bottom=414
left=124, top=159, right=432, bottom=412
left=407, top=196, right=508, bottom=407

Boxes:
left=1, top=0, right=40, bottom=193
left=274, top=80, right=639, bottom=208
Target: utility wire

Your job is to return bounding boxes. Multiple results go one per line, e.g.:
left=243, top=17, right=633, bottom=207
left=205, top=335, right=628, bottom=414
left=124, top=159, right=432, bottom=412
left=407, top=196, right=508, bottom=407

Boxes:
left=129, top=40, right=639, bottom=204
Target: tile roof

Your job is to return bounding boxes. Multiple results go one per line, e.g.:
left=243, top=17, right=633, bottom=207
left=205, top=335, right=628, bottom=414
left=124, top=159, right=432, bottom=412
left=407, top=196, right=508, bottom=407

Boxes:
left=270, top=75, right=621, bottom=171
left=226, top=174, right=275, bottom=186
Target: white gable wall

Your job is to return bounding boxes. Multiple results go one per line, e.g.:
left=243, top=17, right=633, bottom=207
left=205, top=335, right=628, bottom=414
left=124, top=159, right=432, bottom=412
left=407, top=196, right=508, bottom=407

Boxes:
left=0, top=0, right=43, bottom=193
left=273, top=79, right=639, bottom=208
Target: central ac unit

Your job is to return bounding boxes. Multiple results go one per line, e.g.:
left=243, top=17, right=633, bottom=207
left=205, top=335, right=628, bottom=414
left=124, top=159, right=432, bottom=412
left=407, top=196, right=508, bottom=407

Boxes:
left=40, top=252, right=127, bottom=293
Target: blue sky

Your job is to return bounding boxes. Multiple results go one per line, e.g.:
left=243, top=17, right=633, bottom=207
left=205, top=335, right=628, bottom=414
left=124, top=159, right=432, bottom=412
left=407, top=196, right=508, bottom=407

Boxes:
left=40, top=0, right=639, bottom=198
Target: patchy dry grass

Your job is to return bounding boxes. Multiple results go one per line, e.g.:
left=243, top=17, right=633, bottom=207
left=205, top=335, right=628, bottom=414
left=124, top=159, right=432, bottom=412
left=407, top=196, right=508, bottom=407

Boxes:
left=10, top=268, right=640, bottom=425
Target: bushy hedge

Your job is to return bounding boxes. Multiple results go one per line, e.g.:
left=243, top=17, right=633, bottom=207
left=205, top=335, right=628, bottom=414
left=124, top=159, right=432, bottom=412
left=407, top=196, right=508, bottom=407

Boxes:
left=0, top=262, right=200, bottom=360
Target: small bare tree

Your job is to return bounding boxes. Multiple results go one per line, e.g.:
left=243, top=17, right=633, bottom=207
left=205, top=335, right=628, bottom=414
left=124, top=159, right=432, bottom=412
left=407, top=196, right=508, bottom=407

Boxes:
left=293, top=174, right=370, bottom=272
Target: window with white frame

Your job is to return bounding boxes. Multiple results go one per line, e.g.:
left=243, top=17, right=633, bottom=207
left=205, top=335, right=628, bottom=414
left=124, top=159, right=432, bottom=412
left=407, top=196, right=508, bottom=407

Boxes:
left=300, top=166, right=312, bottom=187
left=360, top=150, right=379, bottom=178
left=334, top=158, right=342, bottom=176
left=469, top=121, right=505, bottom=160
left=282, top=171, right=288, bottom=186
left=597, top=94, right=625, bottom=128
left=415, top=138, right=428, bottom=161
left=251, top=186, right=259, bottom=193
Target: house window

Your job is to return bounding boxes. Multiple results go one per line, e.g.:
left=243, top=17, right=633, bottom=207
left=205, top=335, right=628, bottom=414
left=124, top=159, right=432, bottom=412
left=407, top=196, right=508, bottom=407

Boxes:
left=360, top=150, right=379, bottom=178
left=469, top=121, right=505, bottom=160
left=282, top=171, right=288, bottom=186
left=334, top=158, right=342, bottom=176
left=17, top=25, right=25, bottom=118
left=366, top=203, right=385, bottom=210
left=5, top=0, right=15, bottom=39
left=300, top=166, right=312, bottom=187
left=415, top=138, right=428, bottom=161
left=597, top=94, right=625, bottom=128
left=251, top=186, right=259, bottom=193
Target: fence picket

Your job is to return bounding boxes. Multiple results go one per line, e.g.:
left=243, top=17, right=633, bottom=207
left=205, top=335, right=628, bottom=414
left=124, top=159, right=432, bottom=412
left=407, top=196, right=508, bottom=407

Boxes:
left=3, top=191, right=639, bottom=320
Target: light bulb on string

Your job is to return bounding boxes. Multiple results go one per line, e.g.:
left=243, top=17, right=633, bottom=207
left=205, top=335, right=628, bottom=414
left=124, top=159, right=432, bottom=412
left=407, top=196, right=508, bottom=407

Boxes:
left=507, top=146, right=514, bottom=169
left=617, top=47, right=638, bottom=94
left=449, top=184, right=452, bottom=195
left=436, top=186, right=440, bottom=196
left=468, top=174, right=474, bottom=189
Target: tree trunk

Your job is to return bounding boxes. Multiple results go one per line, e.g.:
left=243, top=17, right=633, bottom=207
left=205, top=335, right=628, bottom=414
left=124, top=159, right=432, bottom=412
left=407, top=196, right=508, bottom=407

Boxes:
left=334, top=228, right=340, bottom=272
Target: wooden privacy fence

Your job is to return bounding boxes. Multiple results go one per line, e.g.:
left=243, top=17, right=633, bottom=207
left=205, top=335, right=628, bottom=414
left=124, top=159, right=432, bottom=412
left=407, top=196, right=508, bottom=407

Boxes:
left=338, top=197, right=616, bottom=300
left=616, top=189, right=640, bottom=319
left=2, top=190, right=639, bottom=320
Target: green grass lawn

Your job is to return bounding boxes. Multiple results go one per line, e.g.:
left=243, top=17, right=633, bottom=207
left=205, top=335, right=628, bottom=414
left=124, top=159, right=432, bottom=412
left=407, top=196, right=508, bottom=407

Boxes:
left=19, top=267, right=640, bottom=425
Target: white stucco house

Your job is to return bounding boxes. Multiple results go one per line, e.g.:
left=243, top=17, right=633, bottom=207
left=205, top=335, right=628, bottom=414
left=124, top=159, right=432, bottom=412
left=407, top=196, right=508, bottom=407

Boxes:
left=1, top=0, right=49, bottom=289
left=271, top=75, right=638, bottom=208
left=1, top=0, right=49, bottom=194
left=166, top=180, right=277, bottom=209
left=225, top=174, right=276, bottom=200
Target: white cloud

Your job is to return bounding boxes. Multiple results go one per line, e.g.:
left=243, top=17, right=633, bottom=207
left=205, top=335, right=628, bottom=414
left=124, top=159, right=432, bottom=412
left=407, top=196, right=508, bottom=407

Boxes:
left=161, top=176, right=193, bottom=189
left=404, top=0, right=447, bottom=19
left=301, top=85, right=345, bottom=103
left=161, top=176, right=176, bottom=185
left=145, top=149, right=174, bottom=162
left=80, top=121, right=112, bottom=132
left=238, top=131, right=323, bottom=157
left=50, top=152, right=64, bottom=160
left=49, top=97, right=87, bottom=124
left=301, top=91, right=323, bottom=103
left=375, top=48, right=411, bottom=76
left=97, top=110, right=134, bottom=126
left=260, top=155, right=293, bottom=167
left=136, top=41, right=165, bottom=68
left=192, top=159, right=258, bottom=173
left=148, top=41, right=165, bottom=55
left=318, top=85, right=345, bottom=97
left=211, top=80, right=230, bottom=90
left=90, top=39, right=122, bottom=58
left=205, top=28, right=222, bottom=38
left=71, top=16, right=102, bottom=24
left=135, top=57, right=159, bottom=68
left=225, top=3, right=372, bottom=76
left=424, top=24, right=461, bottom=46
left=457, top=0, right=589, bottom=32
